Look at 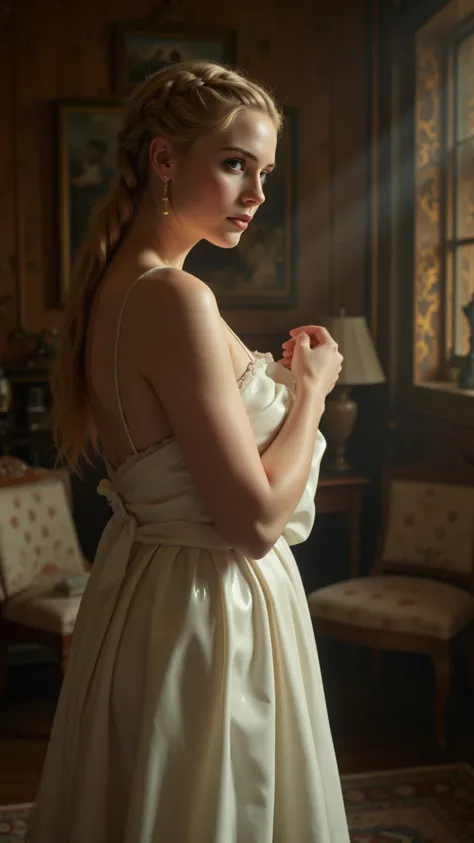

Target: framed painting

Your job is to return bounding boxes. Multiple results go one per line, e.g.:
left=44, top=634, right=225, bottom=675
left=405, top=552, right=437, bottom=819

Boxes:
left=57, top=101, right=123, bottom=303
left=185, top=106, right=298, bottom=308
left=113, top=24, right=236, bottom=94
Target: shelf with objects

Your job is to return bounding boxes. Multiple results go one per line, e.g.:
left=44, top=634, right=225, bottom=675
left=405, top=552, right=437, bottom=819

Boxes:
left=0, top=328, right=58, bottom=467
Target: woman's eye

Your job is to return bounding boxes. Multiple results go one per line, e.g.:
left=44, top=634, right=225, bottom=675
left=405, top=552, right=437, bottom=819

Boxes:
left=225, top=158, right=245, bottom=173
left=224, top=159, right=272, bottom=184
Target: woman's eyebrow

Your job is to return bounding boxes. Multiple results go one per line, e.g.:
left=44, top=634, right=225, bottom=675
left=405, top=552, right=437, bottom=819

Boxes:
left=221, top=146, right=275, bottom=169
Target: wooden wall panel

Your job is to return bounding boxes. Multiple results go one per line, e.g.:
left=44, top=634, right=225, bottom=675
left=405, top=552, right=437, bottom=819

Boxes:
left=0, top=7, right=17, bottom=339
left=2, top=0, right=370, bottom=344
left=331, top=0, right=369, bottom=318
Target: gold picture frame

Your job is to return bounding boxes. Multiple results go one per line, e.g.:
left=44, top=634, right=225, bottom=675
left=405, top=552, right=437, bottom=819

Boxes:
left=113, top=23, right=236, bottom=94
left=57, top=100, right=123, bottom=304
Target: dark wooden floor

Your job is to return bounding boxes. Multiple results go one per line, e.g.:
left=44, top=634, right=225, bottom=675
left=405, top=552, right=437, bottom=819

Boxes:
left=1, top=640, right=474, bottom=806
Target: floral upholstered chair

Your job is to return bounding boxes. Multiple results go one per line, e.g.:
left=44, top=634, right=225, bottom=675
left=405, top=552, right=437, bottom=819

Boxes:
left=308, top=461, right=474, bottom=747
left=0, top=461, right=89, bottom=694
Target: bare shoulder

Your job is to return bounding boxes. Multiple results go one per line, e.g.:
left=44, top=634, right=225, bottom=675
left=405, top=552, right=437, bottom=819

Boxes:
left=130, top=266, right=217, bottom=324
left=128, top=266, right=226, bottom=381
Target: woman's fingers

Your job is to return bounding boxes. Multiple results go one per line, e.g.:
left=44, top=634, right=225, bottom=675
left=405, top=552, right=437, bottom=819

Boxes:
left=289, top=325, right=336, bottom=347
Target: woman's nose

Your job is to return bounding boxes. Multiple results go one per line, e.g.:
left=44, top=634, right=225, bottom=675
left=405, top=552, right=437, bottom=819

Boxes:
left=242, top=179, right=266, bottom=207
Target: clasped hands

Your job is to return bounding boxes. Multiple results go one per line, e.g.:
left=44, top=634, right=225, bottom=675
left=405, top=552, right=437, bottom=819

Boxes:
left=276, top=324, right=334, bottom=369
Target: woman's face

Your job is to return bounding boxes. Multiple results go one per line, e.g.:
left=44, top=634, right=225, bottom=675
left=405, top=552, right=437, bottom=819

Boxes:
left=170, top=109, right=278, bottom=248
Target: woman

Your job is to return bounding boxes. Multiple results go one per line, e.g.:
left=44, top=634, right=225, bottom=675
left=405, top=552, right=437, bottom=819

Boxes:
left=28, top=60, right=348, bottom=842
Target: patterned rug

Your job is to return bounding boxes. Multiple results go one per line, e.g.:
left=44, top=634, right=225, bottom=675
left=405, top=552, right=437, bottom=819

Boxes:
left=341, top=763, right=474, bottom=842
left=1, top=763, right=473, bottom=841
left=0, top=804, right=30, bottom=842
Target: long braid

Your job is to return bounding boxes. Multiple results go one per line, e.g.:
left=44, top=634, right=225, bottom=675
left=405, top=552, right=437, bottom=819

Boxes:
left=52, top=137, right=143, bottom=468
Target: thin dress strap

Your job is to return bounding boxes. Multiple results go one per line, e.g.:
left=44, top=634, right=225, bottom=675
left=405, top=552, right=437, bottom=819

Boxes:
left=113, top=266, right=165, bottom=454
left=222, top=319, right=254, bottom=363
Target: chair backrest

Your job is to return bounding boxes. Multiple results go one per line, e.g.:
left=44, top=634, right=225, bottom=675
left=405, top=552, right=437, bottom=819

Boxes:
left=373, top=457, right=474, bottom=590
left=0, top=457, right=72, bottom=505
left=0, top=457, right=29, bottom=479
left=0, top=478, right=85, bottom=600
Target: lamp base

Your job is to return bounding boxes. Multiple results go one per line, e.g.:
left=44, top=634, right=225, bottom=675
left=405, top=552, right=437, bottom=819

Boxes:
left=324, top=453, right=354, bottom=474
left=321, top=387, right=358, bottom=473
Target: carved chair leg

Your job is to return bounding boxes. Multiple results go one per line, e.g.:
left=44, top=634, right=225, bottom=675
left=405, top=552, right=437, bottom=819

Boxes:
left=432, top=646, right=452, bottom=749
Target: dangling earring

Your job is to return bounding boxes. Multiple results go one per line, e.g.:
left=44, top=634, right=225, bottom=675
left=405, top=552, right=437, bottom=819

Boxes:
left=161, top=177, right=170, bottom=216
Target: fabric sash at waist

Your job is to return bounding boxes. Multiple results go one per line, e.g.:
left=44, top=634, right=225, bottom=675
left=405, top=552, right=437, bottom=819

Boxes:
left=95, top=479, right=234, bottom=591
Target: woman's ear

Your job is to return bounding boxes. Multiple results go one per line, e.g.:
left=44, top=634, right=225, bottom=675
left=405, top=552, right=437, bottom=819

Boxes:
left=149, top=136, right=174, bottom=180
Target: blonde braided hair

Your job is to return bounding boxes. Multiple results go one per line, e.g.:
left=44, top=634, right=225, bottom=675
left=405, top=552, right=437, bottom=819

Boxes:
left=52, top=60, right=282, bottom=471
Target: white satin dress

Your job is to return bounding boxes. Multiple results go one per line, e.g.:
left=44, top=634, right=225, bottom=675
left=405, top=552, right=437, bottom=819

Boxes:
left=28, top=274, right=350, bottom=843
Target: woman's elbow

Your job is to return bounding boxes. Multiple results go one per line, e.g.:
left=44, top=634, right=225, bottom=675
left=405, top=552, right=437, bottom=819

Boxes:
left=225, top=520, right=278, bottom=560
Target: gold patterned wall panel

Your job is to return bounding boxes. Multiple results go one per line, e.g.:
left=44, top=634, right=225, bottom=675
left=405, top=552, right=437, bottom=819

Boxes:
left=455, top=32, right=474, bottom=355
left=415, top=42, right=442, bottom=380
left=457, top=31, right=474, bottom=142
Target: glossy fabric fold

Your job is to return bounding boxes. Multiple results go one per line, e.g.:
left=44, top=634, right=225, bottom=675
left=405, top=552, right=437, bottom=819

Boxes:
left=28, top=356, right=349, bottom=843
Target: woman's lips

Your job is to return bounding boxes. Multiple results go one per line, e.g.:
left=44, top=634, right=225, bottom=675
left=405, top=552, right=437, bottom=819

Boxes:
left=227, top=217, right=251, bottom=230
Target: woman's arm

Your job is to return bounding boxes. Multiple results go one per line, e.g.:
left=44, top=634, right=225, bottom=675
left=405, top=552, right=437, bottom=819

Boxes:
left=130, top=269, right=326, bottom=558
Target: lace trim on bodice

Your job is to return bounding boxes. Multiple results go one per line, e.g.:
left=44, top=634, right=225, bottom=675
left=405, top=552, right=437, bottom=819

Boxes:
left=236, top=351, right=273, bottom=390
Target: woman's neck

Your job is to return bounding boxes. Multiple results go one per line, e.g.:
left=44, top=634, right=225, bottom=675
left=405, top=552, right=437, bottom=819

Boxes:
left=123, top=192, right=196, bottom=271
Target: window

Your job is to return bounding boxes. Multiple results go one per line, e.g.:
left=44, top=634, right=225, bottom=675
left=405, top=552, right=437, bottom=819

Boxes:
left=414, top=6, right=474, bottom=390
left=446, top=26, right=474, bottom=360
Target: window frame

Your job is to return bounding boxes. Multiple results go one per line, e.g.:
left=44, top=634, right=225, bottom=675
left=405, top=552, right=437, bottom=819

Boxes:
left=377, top=0, right=474, bottom=426
left=442, top=15, right=474, bottom=367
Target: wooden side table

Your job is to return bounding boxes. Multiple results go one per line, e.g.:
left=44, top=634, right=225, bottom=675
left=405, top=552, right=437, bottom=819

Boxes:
left=315, top=474, right=369, bottom=578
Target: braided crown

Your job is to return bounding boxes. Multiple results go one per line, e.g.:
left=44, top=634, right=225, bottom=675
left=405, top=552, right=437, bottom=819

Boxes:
left=116, top=60, right=281, bottom=175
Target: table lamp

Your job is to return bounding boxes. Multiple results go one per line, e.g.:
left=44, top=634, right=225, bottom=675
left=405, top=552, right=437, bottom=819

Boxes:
left=321, top=311, right=386, bottom=472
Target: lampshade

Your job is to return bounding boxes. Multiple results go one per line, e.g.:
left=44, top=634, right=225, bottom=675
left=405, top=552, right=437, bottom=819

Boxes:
left=323, top=315, right=385, bottom=386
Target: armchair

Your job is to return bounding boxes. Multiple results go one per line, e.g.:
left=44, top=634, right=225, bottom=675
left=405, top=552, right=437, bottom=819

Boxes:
left=308, top=459, right=474, bottom=747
